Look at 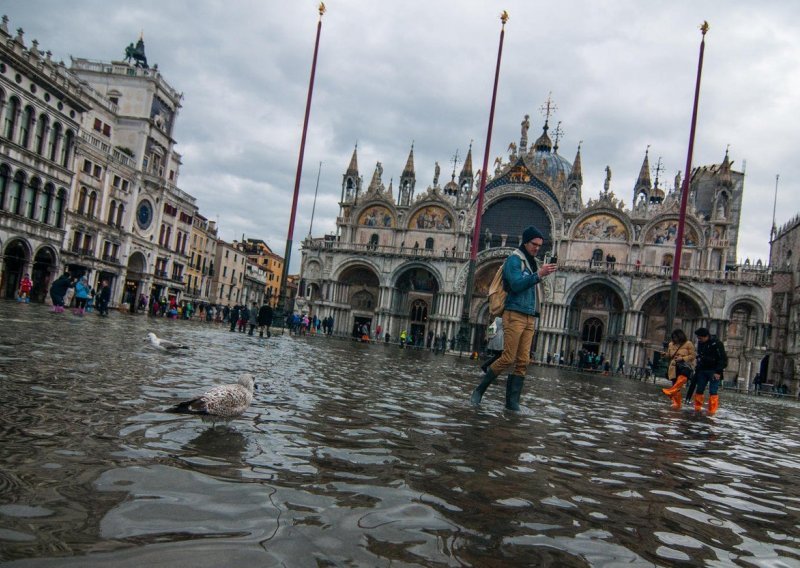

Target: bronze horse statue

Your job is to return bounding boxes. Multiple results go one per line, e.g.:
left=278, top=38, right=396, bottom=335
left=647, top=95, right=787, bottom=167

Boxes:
left=124, top=40, right=148, bottom=68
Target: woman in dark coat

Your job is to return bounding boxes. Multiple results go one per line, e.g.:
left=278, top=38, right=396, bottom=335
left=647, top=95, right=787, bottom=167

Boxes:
left=49, top=272, right=74, bottom=313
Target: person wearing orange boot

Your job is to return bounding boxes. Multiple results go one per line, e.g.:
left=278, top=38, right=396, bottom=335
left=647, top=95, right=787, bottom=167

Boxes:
left=693, top=327, right=728, bottom=415
left=662, top=329, right=695, bottom=409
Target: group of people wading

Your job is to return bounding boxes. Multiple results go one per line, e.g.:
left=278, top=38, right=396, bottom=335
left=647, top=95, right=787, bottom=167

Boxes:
left=468, top=224, right=729, bottom=414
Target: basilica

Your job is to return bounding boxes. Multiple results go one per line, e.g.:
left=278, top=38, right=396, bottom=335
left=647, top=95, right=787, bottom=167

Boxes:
left=299, top=112, right=773, bottom=387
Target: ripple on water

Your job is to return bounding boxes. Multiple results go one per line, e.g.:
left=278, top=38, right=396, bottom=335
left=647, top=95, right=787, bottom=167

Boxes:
left=1, top=300, right=799, bottom=566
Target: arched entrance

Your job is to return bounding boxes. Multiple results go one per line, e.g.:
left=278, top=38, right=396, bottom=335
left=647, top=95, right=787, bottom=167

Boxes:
left=567, top=283, right=625, bottom=358
left=125, top=251, right=148, bottom=312
left=338, top=264, right=380, bottom=338
left=31, top=247, right=57, bottom=303
left=640, top=290, right=703, bottom=364
left=726, top=301, right=764, bottom=381
left=3, top=239, right=29, bottom=299
left=394, top=265, right=440, bottom=345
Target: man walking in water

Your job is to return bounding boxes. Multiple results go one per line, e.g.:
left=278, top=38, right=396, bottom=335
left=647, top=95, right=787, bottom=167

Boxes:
left=470, top=226, right=557, bottom=410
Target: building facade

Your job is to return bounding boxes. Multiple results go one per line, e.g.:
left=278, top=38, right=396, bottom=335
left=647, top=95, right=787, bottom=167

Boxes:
left=300, top=113, right=773, bottom=384
left=237, top=237, right=284, bottom=307
left=211, top=240, right=247, bottom=306
left=185, top=214, right=218, bottom=304
left=767, top=215, right=800, bottom=395
left=0, top=21, right=89, bottom=302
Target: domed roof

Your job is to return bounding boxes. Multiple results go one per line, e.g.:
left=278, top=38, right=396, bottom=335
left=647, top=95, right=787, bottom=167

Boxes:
left=443, top=179, right=459, bottom=196
left=529, top=148, right=573, bottom=180
left=527, top=121, right=572, bottom=180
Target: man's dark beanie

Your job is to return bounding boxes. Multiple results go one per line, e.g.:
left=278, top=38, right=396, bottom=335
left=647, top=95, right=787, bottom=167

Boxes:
left=694, top=327, right=710, bottom=337
left=522, top=226, right=544, bottom=243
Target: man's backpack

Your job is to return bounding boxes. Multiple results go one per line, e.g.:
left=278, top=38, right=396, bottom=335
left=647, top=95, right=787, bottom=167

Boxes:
left=487, top=250, right=532, bottom=318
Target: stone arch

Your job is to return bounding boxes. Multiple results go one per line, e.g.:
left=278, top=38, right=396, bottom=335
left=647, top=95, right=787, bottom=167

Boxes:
left=637, top=287, right=706, bottom=350
left=565, top=281, right=627, bottom=354
left=2, top=238, right=32, bottom=299
left=563, top=276, right=631, bottom=312
left=406, top=201, right=456, bottom=232
left=389, top=260, right=444, bottom=292
left=332, top=258, right=383, bottom=285
left=642, top=216, right=704, bottom=248
left=570, top=210, right=633, bottom=242
left=724, top=295, right=766, bottom=323
left=31, top=245, right=58, bottom=303
left=480, top=193, right=554, bottom=252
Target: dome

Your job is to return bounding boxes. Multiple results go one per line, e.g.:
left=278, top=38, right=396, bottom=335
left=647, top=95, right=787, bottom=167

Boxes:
left=529, top=149, right=573, bottom=181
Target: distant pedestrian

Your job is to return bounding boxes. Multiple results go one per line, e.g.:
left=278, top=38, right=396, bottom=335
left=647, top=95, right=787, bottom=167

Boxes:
left=239, top=304, right=250, bottom=333
left=230, top=305, right=240, bottom=332
left=73, top=275, right=91, bottom=316
left=96, top=280, right=111, bottom=316
left=17, top=273, right=32, bottom=303
left=247, top=302, right=258, bottom=335
left=49, top=271, right=74, bottom=313
left=258, top=302, right=273, bottom=338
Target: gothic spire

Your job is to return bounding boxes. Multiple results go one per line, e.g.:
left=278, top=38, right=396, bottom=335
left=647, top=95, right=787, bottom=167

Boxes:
left=402, top=142, right=415, bottom=177
left=635, top=147, right=652, bottom=189
left=460, top=141, right=473, bottom=177
left=346, top=143, right=359, bottom=176
left=568, top=143, right=582, bottom=183
left=719, top=146, right=732, bottom=187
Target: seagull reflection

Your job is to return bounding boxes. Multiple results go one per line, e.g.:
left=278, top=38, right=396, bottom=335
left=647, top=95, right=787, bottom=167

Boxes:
left=185, top=425, right=248, bottom=462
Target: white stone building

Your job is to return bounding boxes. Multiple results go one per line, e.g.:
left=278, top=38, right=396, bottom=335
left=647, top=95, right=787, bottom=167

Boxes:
left=0, top=21, right=88, bottom=301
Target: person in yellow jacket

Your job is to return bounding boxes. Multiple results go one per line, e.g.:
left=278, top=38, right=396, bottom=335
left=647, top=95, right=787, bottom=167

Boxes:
left=661, top=329, right=696, bottom=409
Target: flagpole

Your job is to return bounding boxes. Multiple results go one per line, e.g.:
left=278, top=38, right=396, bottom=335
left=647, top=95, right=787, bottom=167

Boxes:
left=457, top=10, right=508, bottom=353
left=666, top=22, right=708, bottom=338
left=278, top=3, right=326, bottom=322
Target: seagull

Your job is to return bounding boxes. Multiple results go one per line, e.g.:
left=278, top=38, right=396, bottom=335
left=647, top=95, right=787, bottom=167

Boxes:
left=146, top=332, right=189, bottom=351
left=166, top=373, right=257, bottom=419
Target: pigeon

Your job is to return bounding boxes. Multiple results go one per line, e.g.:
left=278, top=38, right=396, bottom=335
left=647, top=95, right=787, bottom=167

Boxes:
left=166, top=373, right=257, bottom=419
left=146, top=332, right=189, bottom=351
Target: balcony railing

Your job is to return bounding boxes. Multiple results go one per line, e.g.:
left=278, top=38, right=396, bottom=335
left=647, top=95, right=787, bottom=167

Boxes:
left=155, top=270, right=169, bottom=279
left=560, top=259, right=772, bottom=286
left=302, top=239, right=469, bottom=260
left=102, top=254, right=119, bottom=264
left=171, top=274, right=184, bottom=283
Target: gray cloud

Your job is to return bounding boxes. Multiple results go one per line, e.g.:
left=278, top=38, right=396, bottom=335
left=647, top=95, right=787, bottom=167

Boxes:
left=12, top=0, right=799, bottom=269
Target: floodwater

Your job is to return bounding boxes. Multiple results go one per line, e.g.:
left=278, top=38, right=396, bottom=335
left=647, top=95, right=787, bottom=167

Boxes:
left=0, top=301, right=798, bottom=568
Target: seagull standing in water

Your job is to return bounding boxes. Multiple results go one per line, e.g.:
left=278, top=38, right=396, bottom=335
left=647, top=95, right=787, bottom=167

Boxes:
left=146, top=332, right=189, bottom=351
left=166, top=373, right=257, bottom=419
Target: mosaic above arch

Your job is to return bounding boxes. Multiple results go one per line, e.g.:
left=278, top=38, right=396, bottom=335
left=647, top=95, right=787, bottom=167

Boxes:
left=409, top=205, right=453, bottom=231
left=646, top=220, right=698, bottom=246
left=358, top=205, right=394, bottom=228
left=573, top=214, right=629, bottom=241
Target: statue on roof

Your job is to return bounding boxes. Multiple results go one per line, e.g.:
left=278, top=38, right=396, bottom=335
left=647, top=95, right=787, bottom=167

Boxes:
left=124, top=37, right=148, bottom=68
left=604, top=165, right=612, bottom=192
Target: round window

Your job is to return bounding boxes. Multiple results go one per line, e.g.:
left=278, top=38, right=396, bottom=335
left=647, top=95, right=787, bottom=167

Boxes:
left=136, top=200, right=153, bottom=230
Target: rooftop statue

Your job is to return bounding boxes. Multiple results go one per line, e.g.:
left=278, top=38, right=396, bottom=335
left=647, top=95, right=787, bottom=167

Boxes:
left=124, top=38, right=148, bottom=69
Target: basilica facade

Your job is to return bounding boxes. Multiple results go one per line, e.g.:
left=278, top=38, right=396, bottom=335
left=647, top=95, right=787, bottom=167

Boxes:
left=300, top=114, right=773, bottom=387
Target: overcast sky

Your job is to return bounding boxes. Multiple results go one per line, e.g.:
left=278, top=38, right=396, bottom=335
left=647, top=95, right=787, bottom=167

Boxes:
left=11, top=1, right=799, bottom=271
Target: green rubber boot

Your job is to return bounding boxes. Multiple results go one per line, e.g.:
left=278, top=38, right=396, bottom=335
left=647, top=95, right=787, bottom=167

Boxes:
left=471, top=368, right=498, bottom=406
left=505, top=374, right=525, bottom=411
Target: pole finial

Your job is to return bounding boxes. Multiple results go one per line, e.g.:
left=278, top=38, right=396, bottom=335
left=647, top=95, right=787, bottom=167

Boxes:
left=318, top=2, right=326, bottom=17
left=500, top=10, right=509, bottom=25
left=700, top=21, right=709, bottom=36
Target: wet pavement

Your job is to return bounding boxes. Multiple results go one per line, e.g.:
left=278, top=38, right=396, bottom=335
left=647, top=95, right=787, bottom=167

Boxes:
left=0, top=300, right=798, bottom=567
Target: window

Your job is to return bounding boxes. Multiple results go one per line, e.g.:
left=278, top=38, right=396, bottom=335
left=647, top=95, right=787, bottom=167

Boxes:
left=425, top=237, right=434, bottom=250
left=23, top=178, right=39, bottom=219
left=88, top=191, right=97, bottom=218
left=48, top=122, right=62, bottom=162
left=39, top=187, right=52, bottom=223
left=582, top=318, right=604, bottom=344
left=108, top=200, right=117, bottom=224
left=83, top=160, right=92, bottom=174
left=61, top=130, right=74, bottom=168
left=112, top=175, right=121, bottom=188
left=20, top=106, right=34, bottom=148
left=3, top=97, right=19, bottom=140
left=116, top=204, right=124, bottom=227
left=54, top=189, right=65, bottom=227
left=93, top=164, right=102, bottom=178
left=102, top=124, right=111, bottom=137
left=35, top=114, right=48, bottom=155
left=93, top=118, right=102, bottom=132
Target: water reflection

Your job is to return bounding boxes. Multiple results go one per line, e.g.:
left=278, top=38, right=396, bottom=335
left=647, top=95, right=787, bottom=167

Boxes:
left=0, top=300, right=798, bottom=567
